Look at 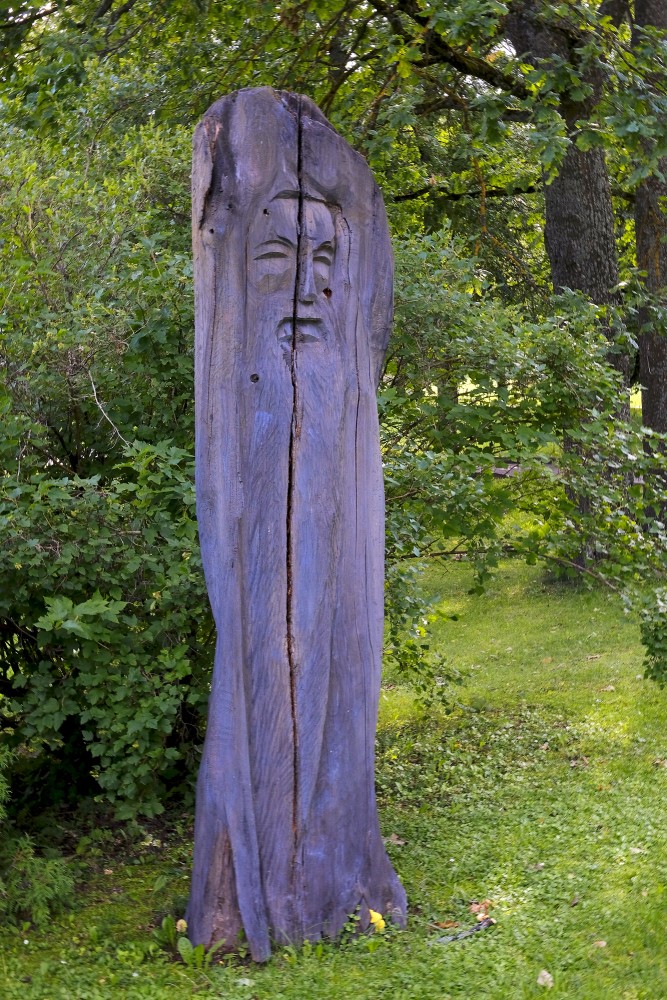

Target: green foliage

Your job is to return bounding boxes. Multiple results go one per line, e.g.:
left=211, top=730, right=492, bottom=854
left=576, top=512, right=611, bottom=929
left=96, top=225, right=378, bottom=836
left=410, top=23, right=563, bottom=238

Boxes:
left=1, top=442, right=210, bottom=817
left=152, top=914, right=180, bottom=953
left=0, top=833, right=75, bottom=926
left=0, top=749, right=74, bottom=925
left=153, top=913, right=227, bottom=969
left=386, top=234, right=667, bottom=588
left=0, top=747, right=10, bottom=824
left=639, top=590, right=667, bottom=686
left=0, top=104, right=209, bottom=816
left=176, top=934, right=225, bottom=971
left=0, top=119, right=193, bottom=476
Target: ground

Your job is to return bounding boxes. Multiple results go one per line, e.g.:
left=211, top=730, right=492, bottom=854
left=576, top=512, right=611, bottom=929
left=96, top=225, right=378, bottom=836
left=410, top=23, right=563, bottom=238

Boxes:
left=3, top=560, right=667, bottom=999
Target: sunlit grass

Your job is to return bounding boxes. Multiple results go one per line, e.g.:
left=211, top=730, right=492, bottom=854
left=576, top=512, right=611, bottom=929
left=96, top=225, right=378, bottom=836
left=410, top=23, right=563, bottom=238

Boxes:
left=4, top=560, right=667, bottom=999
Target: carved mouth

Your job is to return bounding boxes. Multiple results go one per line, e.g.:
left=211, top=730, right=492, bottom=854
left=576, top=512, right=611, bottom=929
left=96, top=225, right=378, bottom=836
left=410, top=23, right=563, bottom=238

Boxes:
left=278, top=317, right=325, bottom=344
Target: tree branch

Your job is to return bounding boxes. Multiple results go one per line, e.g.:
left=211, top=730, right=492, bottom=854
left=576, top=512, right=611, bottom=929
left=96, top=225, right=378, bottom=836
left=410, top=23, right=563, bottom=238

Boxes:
left=393, top=181, right=636, bottom=204
left=367, top=0, right=529, bottom=99
left=88, top=372, right=130, bottom=448
left=414, top=94, right=467, bottom=115
left=90, top=0, right=115, bottom=20
left=108, top=0, right=139, bottom=27
left=393, top=182, right=540, bottom=203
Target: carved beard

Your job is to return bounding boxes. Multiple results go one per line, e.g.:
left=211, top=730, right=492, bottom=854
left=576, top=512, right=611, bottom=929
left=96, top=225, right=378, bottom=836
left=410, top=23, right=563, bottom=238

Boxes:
left=234, top=194, right=354, bottom=930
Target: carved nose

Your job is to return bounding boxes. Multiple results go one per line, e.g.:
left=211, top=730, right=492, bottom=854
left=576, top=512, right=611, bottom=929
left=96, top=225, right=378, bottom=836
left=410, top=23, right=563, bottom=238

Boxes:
left=298, top=250, right=317, bottom=304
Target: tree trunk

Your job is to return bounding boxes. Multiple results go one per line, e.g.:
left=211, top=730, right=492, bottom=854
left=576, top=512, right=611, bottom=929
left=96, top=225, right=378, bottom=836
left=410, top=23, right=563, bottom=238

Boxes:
left=506, top=2, right=632, bottom=564
left=506, top=3, right=632, bottom=385
left=634, top=0, right=667, bottom=433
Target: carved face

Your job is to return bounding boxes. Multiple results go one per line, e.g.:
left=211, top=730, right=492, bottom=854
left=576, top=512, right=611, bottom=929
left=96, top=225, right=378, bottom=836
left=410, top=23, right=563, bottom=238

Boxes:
left=248, top=197, right=337, bottom=348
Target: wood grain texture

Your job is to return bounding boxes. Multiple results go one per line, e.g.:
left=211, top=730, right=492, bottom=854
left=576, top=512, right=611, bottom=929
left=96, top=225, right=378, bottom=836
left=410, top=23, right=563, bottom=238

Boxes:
left=188, top=87, right=406, bottom=961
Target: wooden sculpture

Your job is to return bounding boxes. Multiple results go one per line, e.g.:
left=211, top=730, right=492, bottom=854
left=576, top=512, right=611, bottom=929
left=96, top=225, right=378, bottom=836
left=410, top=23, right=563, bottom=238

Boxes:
left=188, top=86, right=406, bottom=961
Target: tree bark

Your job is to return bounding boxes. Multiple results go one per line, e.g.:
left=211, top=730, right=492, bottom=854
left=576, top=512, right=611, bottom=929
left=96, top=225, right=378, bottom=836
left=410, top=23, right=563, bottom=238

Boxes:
left=634, top=0, right=667, bottom=433
left=506, top=4, right=626, bottom=364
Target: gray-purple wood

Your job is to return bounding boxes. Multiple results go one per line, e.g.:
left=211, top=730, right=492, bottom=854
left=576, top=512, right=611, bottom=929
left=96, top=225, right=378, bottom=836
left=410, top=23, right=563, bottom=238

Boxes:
left=188, top=87, right=406, bottom=961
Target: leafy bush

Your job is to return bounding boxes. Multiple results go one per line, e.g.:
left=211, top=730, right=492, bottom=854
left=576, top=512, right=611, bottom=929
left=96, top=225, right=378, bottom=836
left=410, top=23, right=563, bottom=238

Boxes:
left=1, top=443, right=211, bottom=818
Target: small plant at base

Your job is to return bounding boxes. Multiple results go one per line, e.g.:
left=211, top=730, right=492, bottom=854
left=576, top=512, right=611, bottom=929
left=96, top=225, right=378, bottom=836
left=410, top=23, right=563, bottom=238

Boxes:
left=152, top=914, right=179, bottom=952
left=280, top=938, right=328, bottom=964
left=339, top=909, right=361, bottom=945
left=338, top=906, right=392, bottom=953
left=301, top=938, right=325, bottom=960
left=177, top=934, right=226, bottom=971
left=153, top=914, right=226, bottom=969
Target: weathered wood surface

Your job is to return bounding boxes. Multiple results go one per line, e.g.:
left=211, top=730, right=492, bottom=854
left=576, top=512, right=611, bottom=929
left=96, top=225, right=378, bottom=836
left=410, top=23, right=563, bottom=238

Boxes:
left=188, top=87, right=406, bottom=961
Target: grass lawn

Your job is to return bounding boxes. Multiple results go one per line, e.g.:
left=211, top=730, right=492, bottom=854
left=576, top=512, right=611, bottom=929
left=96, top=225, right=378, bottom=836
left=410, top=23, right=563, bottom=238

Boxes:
left=4, top=560, right=667, bottom=999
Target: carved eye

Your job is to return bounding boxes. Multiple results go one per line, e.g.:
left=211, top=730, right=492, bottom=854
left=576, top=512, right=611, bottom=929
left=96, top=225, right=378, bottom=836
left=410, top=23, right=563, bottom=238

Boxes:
left=251, top=238, right=295, bottom=294
left=254, top=248, right=291, bottom=261
left=253, top=239, right=294, bottom=262
left=313, top=243, right=334, bottom=267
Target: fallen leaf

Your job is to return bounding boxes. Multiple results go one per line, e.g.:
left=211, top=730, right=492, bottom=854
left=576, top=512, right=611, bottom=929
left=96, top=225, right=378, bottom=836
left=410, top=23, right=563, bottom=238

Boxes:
left=586, top=654, right=601, bottom=660
left=541, top=657, right=553, bottom=664
left=385, top=833, right=407, bottom=846
left=469, top=899, right=492, bottom=914
left=434, top=920, right=459, bottom=929
left=570, top=895, right=580, bottom=907
left=593, top=940, right=607, bottom=948
left=540, top=742, right=550, bottom=750
left=629, top=846, right=644, bottom=855
left=600, top=684, right=615, bottom=692
left=537, top=969, right=554, bottom=989
left=530, top=862, right=545, bottom=871
left=103, top=869, right=113, bottom=875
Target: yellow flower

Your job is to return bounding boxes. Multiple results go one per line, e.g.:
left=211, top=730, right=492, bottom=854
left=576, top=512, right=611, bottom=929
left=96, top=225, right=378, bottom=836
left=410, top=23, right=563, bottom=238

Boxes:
left=368, top=909, right=385, bottom=932
left=176, top=918, right=188, bottom=934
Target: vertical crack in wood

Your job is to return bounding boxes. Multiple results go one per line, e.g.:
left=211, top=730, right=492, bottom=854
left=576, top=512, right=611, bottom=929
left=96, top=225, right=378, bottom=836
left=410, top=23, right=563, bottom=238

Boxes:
left=286, top=94, right=304, bottom=927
